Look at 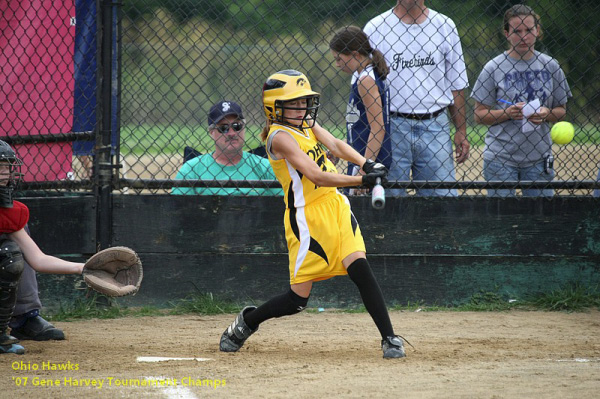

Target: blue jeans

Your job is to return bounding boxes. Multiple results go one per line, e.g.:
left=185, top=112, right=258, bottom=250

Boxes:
left=483, top=159, right=554, bottom=197
left=388, top=112, right=457, bottom=197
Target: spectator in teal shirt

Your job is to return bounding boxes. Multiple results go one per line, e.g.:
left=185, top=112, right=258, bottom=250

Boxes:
left=173, top=101, right=282, bottom=196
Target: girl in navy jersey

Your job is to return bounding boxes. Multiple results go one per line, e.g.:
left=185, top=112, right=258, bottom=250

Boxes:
left=329, top=26, right=392, bottom=190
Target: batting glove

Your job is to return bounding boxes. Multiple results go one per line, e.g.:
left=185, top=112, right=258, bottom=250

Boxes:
left=362, top=169, right=388, bottom=188
left=362, top=159, right=387, bottom=175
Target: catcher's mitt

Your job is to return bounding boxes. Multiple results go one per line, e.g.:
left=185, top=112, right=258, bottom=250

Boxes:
left=82, top=246, right=143, bottom=297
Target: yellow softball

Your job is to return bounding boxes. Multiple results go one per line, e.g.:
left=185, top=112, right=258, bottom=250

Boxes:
left=551, top=121, right=574, bottom=145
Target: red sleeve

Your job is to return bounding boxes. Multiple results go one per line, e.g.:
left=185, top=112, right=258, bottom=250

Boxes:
left=0, top=201, right=30, bottom=233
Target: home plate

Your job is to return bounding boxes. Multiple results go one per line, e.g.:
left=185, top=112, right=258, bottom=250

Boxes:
left=137, top=356, right=213, bottom=363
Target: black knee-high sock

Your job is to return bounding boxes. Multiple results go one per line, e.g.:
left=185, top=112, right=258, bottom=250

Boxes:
left=244, top=289, right=309, bottom=330
left=347, top=258, right=394, bottom=339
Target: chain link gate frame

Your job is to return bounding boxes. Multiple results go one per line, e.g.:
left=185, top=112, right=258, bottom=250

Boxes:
left=2, top=0, right=600, bottom=203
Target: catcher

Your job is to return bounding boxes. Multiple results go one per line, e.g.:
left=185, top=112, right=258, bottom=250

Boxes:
left=0, top=140, right=142, bottom=355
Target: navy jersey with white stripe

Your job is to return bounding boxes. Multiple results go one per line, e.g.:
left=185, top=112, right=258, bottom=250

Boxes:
left=346, top=65, right=392, bottom=173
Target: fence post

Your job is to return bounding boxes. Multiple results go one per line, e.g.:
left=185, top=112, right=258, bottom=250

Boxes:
left=95, top=0, right=116, bottom=251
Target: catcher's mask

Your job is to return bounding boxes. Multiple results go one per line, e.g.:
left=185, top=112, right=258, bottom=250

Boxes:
left=0, top=140, right=24, bottom=208
left=262, top=69, right=320, bottom=129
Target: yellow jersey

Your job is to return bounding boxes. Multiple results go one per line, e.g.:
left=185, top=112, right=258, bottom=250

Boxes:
left=265, top=123, right=338, bottom=209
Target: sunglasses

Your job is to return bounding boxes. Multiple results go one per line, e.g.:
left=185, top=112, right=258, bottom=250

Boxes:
left=213, top=122, right=245, bottom=133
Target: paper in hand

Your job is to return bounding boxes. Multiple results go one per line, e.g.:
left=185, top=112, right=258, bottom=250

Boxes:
left=521, top=99, right=541, bottom=133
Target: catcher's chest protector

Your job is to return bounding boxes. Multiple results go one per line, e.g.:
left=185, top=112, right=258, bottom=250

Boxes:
left=0, top=201, right=29, bottom=234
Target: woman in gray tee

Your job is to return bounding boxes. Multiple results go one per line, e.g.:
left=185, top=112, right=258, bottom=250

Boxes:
left=471, top=4, right=571, bottom=197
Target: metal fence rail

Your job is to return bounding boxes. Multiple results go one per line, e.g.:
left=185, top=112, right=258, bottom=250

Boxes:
left=1, top=0, right=599, bottom=198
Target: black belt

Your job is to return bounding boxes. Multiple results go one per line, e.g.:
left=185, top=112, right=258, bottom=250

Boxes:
left=390, top=108, right=446, bottom=120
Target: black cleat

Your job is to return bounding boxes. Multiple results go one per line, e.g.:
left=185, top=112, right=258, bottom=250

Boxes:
left=0, top=344, right=25, bottom=355
left=382, top=335, right=406, bottom=358
left=10, top=316, right=65, bottom=341
left=0, top=333, right=25, bottom=355
left=219, top=306, right=258, bottom=352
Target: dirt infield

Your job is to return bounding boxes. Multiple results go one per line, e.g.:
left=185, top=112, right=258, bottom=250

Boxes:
left=3, top=310, right=599, bottom=398
left=118, top=144, right=600, bottom=181
left=105, top=143, right=599, bottom=195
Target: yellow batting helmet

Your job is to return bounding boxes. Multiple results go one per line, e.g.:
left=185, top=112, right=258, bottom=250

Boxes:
left=262, top=70, right=320, bottom=128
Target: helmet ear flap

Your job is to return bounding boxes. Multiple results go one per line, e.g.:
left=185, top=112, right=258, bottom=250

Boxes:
left=273, top=100, right=286, bottom=123
left=305, top=95, right=320, bottom=128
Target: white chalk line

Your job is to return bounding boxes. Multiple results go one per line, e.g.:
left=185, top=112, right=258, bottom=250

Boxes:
left=137, top=356, right=213, bottom=363
left=551, top=358, right=600, bottom=363
left=136, top=356, right=219, bottom=399
left=140, top=357, right=215, bottom=399
left=145, top=376, right=197, bottom=399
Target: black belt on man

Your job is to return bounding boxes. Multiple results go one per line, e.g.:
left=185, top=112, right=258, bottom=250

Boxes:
left=390, top=108, right=446, bottom=120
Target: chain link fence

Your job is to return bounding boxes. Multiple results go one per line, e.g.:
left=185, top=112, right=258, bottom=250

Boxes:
left=2, top=0, right=599, bottom=197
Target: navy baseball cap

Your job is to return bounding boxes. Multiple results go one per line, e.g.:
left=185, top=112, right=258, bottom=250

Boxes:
left=208, top=101, right=245, bottom=126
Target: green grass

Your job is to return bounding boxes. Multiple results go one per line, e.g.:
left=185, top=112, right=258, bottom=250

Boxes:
left=168, top=292, right=240, bottom=315
left=120, top=123, right=600, bottom=157
left=121, top=124, right=265, bottom=156
left=45, top=284, right=600, bottom=322
left=459, top=123, right=600, bottom=147
left=388, top=284, right=600, bottom=313
left=46, top=292, right=240, bottom=322
left=46, top=294, right=132, bottom=321
left=524, top=284, right=600, bottom=311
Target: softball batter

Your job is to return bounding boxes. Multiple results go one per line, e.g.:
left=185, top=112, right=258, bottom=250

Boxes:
left=219, top=70, right=406, bottom=358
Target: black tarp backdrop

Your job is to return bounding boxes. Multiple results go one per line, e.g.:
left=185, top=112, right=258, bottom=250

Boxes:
left=28, top=195, right=600, bottom=308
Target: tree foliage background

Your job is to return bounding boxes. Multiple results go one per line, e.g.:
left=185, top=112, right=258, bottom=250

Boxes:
left=119, top=0, right=598, bottom=127
left=115, top=0, right=599, bottom=190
